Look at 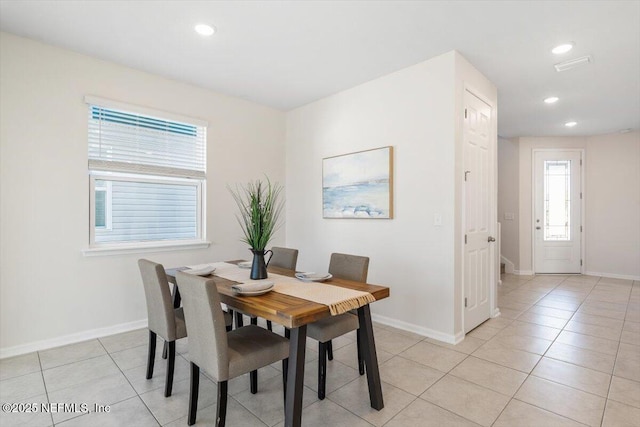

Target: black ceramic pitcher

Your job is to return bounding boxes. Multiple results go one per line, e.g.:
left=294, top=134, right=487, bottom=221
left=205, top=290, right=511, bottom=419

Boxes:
left=250, top=249, right=273, bottom=280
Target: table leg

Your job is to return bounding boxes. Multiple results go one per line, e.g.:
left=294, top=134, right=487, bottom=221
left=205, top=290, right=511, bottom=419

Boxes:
left=284, top=325, right=307, bottom=427
left=357, top=305, right=384, bottom=410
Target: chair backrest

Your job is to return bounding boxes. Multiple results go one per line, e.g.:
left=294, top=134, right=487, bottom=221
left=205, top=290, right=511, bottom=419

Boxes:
left=329, top=253, right=370, bottom=282
left=175, top=272, right=230, bottom=381
left=269, top=246, right=299, bottom=270
left=138, top=259, right=178, bottom=341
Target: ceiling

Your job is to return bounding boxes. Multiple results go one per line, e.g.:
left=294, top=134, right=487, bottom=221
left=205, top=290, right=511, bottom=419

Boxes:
left=1, top=1, right=638, bottom=138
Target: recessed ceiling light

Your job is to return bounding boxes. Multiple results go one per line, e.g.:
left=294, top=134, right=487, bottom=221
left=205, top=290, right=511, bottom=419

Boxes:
left=544, top=97, right=559, bottom=104
left=552, top=43, right=574, bottom=54
left=195, top=24, right=215, bottom=36
left=565, top=121, right=578, bottom=127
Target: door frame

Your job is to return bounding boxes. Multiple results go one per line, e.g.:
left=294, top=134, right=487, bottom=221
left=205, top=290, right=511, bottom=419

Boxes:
left=461, top=84, right=499, bottom=335
left=531, top=148, right=586, bottom=274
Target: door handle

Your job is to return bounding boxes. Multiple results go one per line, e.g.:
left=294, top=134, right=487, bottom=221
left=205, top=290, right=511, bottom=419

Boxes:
left=488, top=236, right=496, bottom=242
left=536, top=226, right=541, bottom=230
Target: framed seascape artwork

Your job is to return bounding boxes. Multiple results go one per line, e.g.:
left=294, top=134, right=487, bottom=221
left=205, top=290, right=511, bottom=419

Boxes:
left=322, top=146, right=394, bottom=219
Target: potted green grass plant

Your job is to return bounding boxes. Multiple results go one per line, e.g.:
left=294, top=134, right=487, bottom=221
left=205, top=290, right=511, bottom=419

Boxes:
left=229, top=178, right=284, bottom=279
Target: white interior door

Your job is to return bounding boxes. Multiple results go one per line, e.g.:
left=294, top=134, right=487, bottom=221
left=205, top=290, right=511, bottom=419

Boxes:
left=463, top=90, right=494, bottom=332
left=534, top=150, right=582, bottom=273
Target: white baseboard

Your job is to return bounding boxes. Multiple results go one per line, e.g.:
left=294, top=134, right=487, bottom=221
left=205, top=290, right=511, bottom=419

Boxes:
left=0, top=319, right=148, bottom=359
left=371, top=313, right=459, bottom=344
left=500, top=256, right=515, bottom=274
left=514, top=270, right=534, bottom=276
left=585, top=271, right=640, bottom=281
left=452, top=331, right=465, bottom=345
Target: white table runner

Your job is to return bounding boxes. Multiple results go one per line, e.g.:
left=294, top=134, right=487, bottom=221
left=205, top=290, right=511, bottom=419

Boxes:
left=210, top=262, right=375, bottom=315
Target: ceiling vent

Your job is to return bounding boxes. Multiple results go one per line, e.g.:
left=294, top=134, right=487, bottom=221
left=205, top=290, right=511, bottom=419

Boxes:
left=554, top=55, right=593, bottom=72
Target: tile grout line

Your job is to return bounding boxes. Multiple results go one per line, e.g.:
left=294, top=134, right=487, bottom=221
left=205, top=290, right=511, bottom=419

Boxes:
left=597, top=278, right=635, bottom=427
left=489, top=273, right=541, bottom=427
left=379, top=396, right=420, bottom=427
left=36, top=351, right=55, bottom=427
left=521, top=275, right=599, bottom=425
left=97, top=336, right=162, bottom=427
left=506, top=274, right=626, bottom=427
left=358, top=329, right=480, bottom=426
left=43, top=353, right=111, bottom=426
left=409, top=350, right=489, bottom=426
left=490, top=274, right=599, bottom=426
left=322, top=388, right=378, bottom=427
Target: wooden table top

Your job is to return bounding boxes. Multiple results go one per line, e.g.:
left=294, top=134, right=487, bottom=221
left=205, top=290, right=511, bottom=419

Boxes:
left=166, top=262, right=389, bottom=329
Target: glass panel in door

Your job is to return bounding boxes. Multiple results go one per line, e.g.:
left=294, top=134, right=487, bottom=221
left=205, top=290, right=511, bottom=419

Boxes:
left=544, top=160, right=571, bottom=241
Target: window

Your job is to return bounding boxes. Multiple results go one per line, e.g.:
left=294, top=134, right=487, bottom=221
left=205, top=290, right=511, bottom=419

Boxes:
left=94, top=180, right=112, bottom=230
left=86, top=96, right=207, bottom=251
left=543, top=160, right=571, bottom=241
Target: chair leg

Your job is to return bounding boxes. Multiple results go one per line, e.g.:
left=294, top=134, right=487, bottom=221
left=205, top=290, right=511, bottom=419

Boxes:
left=357, top=328, right=365, bottom=375
left=250, top=370, right=258, bottom=394
left=164, top=341, right=176, bottom=397
left=250, top=316, right=258, bottom=326
left=224, top=310, right=233, bottom=332
left=235, top=312, right=244, bottom=328
left=216, top=380, right=228, bottom=427
left=318, top=342, right=327, bottom=400
left=284, top=328, right=290, bottom=339
left=327, top=340, right=333, bottom=361
left=146, top=331, right=157, bottom=379
left=267, top=320, right=273, bottom=331
left=162, top=341, right=168, bottom=359
left=188, top=362, right=200, bottom=426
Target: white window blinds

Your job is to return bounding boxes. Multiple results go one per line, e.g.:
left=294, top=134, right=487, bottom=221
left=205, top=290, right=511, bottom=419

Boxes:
left=87, top=98, right=206, bottom=179
left=85, top=97, right=207, bottom=248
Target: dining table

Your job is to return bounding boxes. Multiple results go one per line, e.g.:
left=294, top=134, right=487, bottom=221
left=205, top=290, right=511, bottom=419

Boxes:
left=165, top=261, right=390, bottom=427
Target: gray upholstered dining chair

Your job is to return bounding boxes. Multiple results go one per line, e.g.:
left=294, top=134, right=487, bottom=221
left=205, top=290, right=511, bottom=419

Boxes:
left=138, top=259, right=232, bottom=398
left=228, top=246, right=299, bottom=393
left=176, top=272, right=290, bottom=426
left=264, top=246, right=298, bottom=331
left=269, top=246, right=299, bottom=270
left=138, top=259, right=188, bottom=398
left=307, top=252, right=369, bottom=399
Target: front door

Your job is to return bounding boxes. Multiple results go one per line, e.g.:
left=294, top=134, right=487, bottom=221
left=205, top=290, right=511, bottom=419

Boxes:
left=463, top=90, right=494, bottom=332
left=534, top=150, right=582, bottom=273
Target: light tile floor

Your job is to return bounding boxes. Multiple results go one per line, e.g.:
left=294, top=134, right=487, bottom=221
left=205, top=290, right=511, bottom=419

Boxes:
left=1, top=274, right=639, bottom=426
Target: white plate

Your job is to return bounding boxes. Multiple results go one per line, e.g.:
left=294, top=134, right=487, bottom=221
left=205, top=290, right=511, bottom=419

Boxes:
left=295, top=272, right=333, bottom=282
left=232, top=285, right=274, bottom=296
left=184, top=266, right=216, bottom=276
left=237, top=261, right=252, bottom=269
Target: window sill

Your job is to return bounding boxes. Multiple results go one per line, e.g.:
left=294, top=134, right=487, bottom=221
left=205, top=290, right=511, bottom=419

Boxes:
left=82, top=240, right=211, bottom=257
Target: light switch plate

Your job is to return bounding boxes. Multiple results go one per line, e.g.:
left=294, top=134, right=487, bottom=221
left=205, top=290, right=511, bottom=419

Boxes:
left=434, top=213, right=442, bottom=226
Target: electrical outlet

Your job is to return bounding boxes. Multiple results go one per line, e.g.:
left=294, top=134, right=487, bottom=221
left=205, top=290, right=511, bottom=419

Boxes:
left=504, top=212, right=515, bottom=220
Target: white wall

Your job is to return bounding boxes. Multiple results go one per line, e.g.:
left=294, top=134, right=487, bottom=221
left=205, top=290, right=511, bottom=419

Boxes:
left=585, top=132, right=640, bottom=278
left=0, top=33, right=286, bottom=356
left=286, top=52, right=457, bottom=340
left=497, top=138, right=519, bottom=271
left=515, top=133, right=640, bottom=279
left=285, top=51, right=497, bottom=341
